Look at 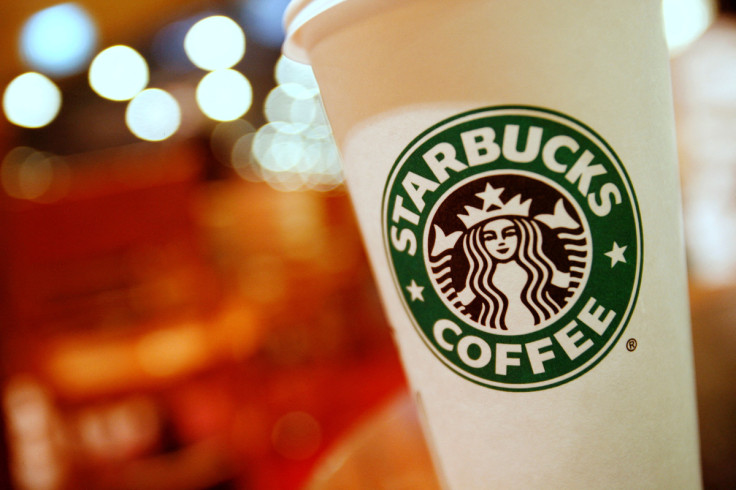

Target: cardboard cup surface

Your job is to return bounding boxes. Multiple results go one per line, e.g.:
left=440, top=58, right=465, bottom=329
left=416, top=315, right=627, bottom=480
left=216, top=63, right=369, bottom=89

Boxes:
left=285, top=1, right=702, bottom=488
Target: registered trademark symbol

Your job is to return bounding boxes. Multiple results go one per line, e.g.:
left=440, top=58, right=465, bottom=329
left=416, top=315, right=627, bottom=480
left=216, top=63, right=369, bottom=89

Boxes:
left=626, top=338, right=638, bottom=352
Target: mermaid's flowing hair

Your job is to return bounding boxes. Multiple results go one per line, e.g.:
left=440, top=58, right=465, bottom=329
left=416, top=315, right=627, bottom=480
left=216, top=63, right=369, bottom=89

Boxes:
left=463, top=217, right=561, bottom=329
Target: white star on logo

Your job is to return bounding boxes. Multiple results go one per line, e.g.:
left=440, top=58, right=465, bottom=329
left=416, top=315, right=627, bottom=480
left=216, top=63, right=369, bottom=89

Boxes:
left=406, top=280, right=425, bottom=302
left=476, top=183, right=505, bottom=210
left=605, top=242, right=628, bottom=267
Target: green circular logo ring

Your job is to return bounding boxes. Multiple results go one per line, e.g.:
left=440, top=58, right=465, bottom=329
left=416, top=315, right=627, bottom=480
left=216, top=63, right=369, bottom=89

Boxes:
left=382, top=106, right=642, bottom=391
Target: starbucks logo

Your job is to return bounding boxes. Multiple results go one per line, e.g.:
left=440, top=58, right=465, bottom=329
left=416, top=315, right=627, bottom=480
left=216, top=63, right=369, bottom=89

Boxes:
left=382, top=106, right=642, bottom=391
left=427, top=171, right=592, bottom=335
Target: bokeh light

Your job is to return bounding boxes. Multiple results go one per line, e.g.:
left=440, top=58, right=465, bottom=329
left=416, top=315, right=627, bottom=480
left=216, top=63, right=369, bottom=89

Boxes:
left=125, top=88, right=181, bottom=141
left=663, top=0, right=716, bottom=55
left=234, top=54, right=343, bottom=192
left=184, top=16, right=246, bottom=71
left=2, top=72, right=62, bottom=128
left=231, top=131, right=259, bottom=181
left=251, top=122, right=342, bottom=192
left=3, top=378, right=62, bottom=490
left=264, top=84, right=319, bottom=127
left=136, top=326, right=207, bottom=378
left=89, top=45, right=149, bottom=101
left=196, top=69, right=253, bottom=121
left=1, top=147, right=69, bottom=201
left=271, top=411, right=322, bottom=460
left=253, top=122, right=306, bottom=174
left=274, top=55, right=320, bottom=97
left=19, top=3, right=97, bottom=77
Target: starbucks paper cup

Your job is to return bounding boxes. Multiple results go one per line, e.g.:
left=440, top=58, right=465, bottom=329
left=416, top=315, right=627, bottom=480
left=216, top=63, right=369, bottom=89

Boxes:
left=284, top=0, right=702, bottom=487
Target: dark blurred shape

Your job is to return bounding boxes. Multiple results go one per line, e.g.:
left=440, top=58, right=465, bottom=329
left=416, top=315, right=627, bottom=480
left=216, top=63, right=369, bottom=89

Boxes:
left=720, top=0, right=736, bottom=12
left=238, top=0, right=291, bottom=48
left=690, top=286, right=736, bottom=489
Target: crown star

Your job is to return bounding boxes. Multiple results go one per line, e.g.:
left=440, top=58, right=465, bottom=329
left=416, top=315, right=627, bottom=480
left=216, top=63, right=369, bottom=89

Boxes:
left=457, top=184, right=532, bottom=229
left=476, top=183, right=505, bottom=211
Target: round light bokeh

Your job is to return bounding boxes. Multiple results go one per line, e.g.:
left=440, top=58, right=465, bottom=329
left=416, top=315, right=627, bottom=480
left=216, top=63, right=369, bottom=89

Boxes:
left=1, top=147, right=69, bottom=201
left=89, top=45, right=149, bottom=101
left=125, top=88, right=181, bottom=141
left=20, top=3, right=97, bottom=77
left=231, top=131, right=259, bottom=181
left=196, top=69, right=253, bottom=121
left=663, top=0, right=716, bottom=55
left=251, top=122, right=342, bottom=192
left=233, top=53, right=343, bottom=192
left=184, top=16, right=246, bottom=71
left=2, top=72, right=62, bottom=128
left=264, top=84, right=319, bottom=127
left=274, top=55, right=320, bottom=97
left=253, top=122, right=306, bottom=173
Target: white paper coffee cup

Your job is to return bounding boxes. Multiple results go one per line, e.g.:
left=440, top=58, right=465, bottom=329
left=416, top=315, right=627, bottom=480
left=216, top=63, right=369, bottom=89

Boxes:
left=284, top=1, right=702, bottom=487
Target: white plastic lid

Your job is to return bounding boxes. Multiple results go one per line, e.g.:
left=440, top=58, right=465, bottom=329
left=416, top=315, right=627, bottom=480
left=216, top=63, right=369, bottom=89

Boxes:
left=283, top=0, right=400, bottom=64
left=283, top=0, right=348, bottom=63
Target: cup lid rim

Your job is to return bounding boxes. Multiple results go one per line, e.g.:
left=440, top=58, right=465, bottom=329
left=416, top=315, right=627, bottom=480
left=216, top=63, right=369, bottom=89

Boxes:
left=283, top=0, right=348, bottom=63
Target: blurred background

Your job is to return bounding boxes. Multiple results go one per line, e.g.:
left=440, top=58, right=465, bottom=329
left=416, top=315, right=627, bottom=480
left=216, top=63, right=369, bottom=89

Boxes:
left=0, top=0, right=734, bottom=488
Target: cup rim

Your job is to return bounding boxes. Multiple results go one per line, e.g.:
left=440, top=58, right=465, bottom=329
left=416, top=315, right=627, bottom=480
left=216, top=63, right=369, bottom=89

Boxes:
left=283, top=0, right=404, bottom=63
left=283, top=0, right=347, bottom=63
